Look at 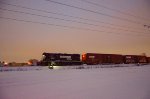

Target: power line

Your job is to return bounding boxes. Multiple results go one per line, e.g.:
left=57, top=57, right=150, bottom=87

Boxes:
left=0, top=1, right=146, bottom=31
left=0, top=7, right=149, bottom=35
left=0, top=16, right=149, bottom=37
left=79, top=0, right=150, bottom=22
left=46, top=0, right=146, bottom=25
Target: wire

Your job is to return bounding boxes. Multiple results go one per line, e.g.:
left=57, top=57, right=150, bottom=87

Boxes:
left=0, top=16, right=149, bottom=37
left=0, top=1, right=146, bottom=31
left=79, top=0, right=150, bottom=21
left=46, top=0, right=146, bottom=25
left=0, top=8, right=149, bottom=35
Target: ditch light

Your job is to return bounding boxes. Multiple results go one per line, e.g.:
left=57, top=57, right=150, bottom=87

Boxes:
left=48, top=66, right=61, bottom=69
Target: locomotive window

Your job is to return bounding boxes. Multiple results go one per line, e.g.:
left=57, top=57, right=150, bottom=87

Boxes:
left=41, top=55, right=46, bottom=60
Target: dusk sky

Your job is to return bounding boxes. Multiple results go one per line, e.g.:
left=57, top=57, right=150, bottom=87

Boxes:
left=0, top=0, right=150, bottom=62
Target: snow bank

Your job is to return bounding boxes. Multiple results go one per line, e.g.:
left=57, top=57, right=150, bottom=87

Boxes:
left=0, top=66, right=48, bottom=72
left=0, top=64, right=147, bottom=72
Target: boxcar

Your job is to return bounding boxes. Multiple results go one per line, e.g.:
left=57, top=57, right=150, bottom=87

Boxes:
left=123, top=55, right=138, bottom=64
left=82, top=53, right=123, bottom=65
left=123, top=55, right=148, bottom=64
left=82, top=53, right=102, bottom=65
left=137, top=56, right=147, bottom=64
left=40, top=53, right=82, bottom=66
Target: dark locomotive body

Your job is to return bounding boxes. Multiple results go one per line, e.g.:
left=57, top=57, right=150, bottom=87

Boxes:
left=40, top=53, right=82, bottom=66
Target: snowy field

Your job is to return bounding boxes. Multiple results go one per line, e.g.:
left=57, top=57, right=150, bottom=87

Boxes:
left=0, top=65, right=150, bottom=99
left=0, top=64, right=139, bottom=72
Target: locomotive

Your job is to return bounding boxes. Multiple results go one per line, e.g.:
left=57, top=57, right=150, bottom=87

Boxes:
left=40, top=52, right=150, bottom=66
left=40, top=52, right=82, bottom=67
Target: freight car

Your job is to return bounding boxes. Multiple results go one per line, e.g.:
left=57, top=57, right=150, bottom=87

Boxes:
left=137, top=55, right=147, bottom=64
left=123, top=55, right=147, bottom=64
left=147, top=57, right=150, bottom=63
left=123, top=55, right=138, bottom=64
left=40, top=53, right=82, bottom=66
left=82, top=53, right=123, bottom=65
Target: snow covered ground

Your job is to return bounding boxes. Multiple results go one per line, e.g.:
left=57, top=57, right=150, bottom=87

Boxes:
left=0, top=66, right=48, bottom=72
left=0, top=65, right=150, bottom=99
left=0, top=64, right=139, bottom=72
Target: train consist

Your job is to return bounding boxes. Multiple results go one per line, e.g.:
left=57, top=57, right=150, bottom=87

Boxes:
left=40, top=52, right=150, bottom=66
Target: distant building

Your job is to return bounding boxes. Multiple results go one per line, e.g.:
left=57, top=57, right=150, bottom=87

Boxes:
left=8, top=62, right=28, bottom=66
left=0, top=61, right=6, bottom=67
left=0, top=61, right=2, bottom=67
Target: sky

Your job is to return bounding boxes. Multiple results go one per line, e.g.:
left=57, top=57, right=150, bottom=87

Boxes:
left=0, top=0, right=150, bottom=62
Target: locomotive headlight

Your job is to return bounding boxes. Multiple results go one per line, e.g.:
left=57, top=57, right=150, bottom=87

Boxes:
left=53, top=66, right=60, bottom=69
left=49, top=66, right=54, bottom=69
left=4, top=62, right=8, bottom=65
